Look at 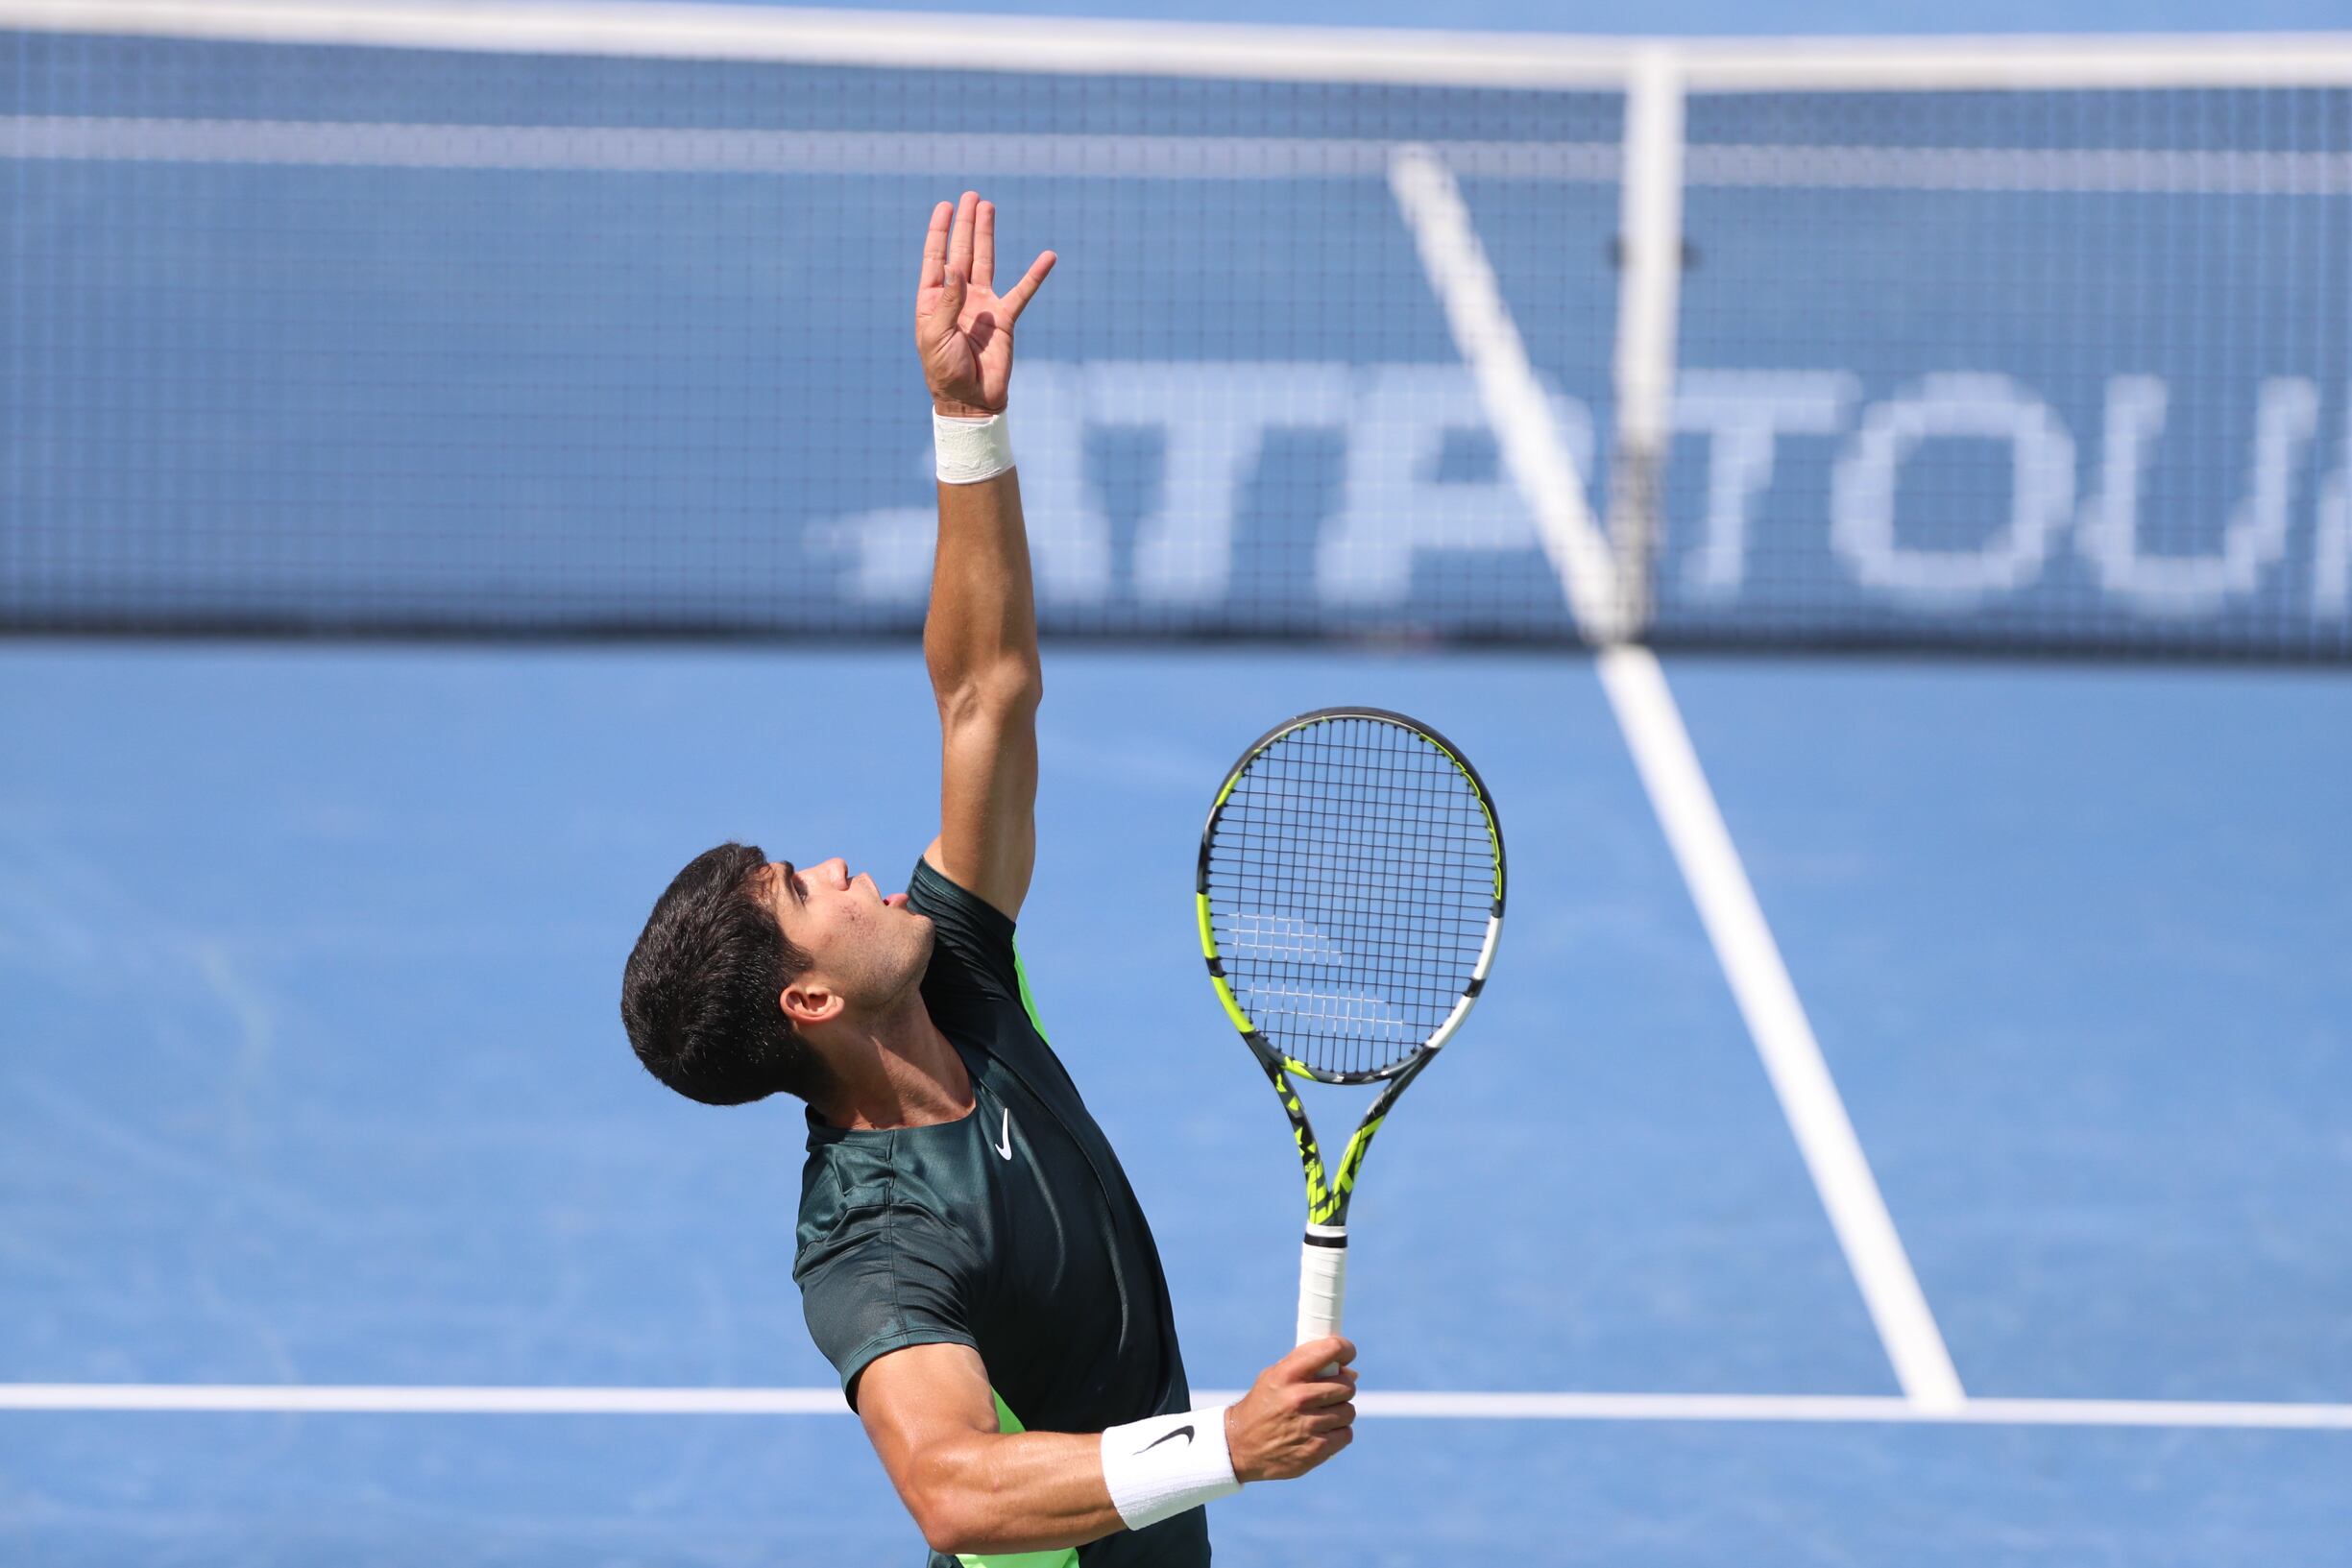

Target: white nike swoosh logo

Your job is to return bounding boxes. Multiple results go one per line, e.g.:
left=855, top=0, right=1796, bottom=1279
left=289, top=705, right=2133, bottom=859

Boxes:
left=993, top=1108, right=1013, bottom=1161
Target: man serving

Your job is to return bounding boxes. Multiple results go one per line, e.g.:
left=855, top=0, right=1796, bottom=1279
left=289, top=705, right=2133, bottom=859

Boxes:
left=620, top=192, right=1358, bottom=1566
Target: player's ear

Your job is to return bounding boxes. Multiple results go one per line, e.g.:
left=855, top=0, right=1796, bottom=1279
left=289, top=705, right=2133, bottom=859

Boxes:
left=781, top=979, right=843, bottom=1028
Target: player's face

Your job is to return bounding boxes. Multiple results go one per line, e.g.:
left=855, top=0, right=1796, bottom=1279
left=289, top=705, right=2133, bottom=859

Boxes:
left=764, top=856, right=933, bottom=1018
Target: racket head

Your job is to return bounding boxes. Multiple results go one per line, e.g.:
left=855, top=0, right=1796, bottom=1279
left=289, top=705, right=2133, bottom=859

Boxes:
left=1197, top=707, right=1505, bottom=1086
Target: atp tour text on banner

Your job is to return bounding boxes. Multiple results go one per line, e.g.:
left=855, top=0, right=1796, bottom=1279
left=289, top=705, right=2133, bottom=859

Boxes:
left=823, top=362, right=2352, bottom=626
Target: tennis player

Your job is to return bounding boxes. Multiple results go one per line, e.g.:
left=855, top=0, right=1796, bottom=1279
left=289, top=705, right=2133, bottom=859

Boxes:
left=619, top=192, right=1357, bottom=1565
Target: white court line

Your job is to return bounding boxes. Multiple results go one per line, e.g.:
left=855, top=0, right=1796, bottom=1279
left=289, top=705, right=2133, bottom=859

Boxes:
left=1361, top=1392, right=2352, bottom=1429
left=1595, top=645, right=1967, bottom=1411
left=0, top=1384, right=847, bottom=1414
left=7, top=1, right=2352, bottom=89
left=1387, top=148, right=1966, bottom=1412
left=2, top=1385, right=2346, bottom=1429
left=1385, top=145, right=1628, bottom=645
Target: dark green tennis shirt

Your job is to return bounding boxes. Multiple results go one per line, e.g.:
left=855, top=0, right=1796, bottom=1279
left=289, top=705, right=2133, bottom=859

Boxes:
left=792, top=857, right=1209, bottom=1568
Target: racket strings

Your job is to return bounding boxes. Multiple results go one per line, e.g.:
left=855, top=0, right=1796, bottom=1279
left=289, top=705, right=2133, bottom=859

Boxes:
left=1204, top=714, right=1495, bottom=1079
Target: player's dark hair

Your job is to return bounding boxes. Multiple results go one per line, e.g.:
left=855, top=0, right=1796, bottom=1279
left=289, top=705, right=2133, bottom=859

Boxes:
left=620, top=841, right=828, bottom=1106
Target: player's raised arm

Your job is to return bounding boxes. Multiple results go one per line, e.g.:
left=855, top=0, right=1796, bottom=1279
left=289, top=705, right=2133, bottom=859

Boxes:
left=914, top=191, right=1057, bottom=920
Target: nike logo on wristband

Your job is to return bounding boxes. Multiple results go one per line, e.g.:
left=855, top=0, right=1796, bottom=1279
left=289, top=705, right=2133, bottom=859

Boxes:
left=1138, top=1425, right=1195, bottom=1453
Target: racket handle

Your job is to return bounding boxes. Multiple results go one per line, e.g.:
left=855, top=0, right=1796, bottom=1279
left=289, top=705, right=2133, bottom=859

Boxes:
left=1295, top=1225, right=1348, bottom=1346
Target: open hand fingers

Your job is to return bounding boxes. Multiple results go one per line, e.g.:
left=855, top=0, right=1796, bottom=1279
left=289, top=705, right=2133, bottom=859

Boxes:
left=917, top=200, right=951, bottom=290
left=972, top=200, right=996, bottom=290
left=947, top=191, right=979, bottom=288
left=1001, top=250, right=1056, bottom=320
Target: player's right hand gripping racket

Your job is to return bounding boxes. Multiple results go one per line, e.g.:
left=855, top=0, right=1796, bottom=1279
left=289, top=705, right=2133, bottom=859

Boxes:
left=1197, top=708, right=1506, bottom=1346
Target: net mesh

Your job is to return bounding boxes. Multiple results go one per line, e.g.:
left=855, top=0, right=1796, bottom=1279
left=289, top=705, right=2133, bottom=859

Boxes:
left=1663, top=90, right=2352, bottom=656
left=2, top=25, right=2348, bottom=657
left=1201, top=714, right=1497, bottom=1081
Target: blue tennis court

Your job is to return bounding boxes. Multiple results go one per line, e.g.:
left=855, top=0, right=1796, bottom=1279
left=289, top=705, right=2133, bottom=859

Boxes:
left=7, top=0, right=2352, bottom=1559
left=5, top=640, right=2346, bottom=1562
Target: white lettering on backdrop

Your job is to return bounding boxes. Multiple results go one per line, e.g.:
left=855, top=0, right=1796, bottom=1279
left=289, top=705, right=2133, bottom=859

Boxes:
left=1672, top=371, right=1857, bottom=594
left=820, top=361, right=2346, bottom=620
left=2318, top=402, right=2352, bottom=617
left=2078, top=375, right=2319, bottom=615
left=1830, top=374, right=2076, bottom=603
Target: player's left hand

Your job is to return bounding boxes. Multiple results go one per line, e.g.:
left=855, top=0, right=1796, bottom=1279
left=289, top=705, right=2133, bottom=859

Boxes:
left=916, top=191, right=1055, bottom=418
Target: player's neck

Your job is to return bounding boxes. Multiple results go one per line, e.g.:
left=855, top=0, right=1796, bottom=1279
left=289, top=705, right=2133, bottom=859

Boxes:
left=812, top=999, right=973, bottom=1131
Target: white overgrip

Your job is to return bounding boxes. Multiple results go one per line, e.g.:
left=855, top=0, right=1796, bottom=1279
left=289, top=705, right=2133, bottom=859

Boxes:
left=1295, top=1225, right=1348, bottom=1346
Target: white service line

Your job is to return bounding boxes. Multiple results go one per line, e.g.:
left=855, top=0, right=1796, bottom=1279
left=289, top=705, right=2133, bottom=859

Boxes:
left=1387, top=143, right=1964, bottom=1412
left=1386, top=145, right=1629, bottom=646
left=1596, top=643, right=1966, bottom=1412
left=4, top=1384, right=2348, bottom=1429
left=1602, top=53, right=1684, bottom=629
left=0, top=1383, right=846, bottom=1413
left=1358, top=1391, right=2352, bottom=1428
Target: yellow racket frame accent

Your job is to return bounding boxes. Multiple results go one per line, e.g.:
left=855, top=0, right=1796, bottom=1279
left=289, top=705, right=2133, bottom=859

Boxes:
left=1196, top=708, right=1504, bottom=1229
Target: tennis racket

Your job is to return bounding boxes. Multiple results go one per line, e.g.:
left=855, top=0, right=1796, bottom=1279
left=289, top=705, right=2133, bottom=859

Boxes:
left=1196, top=708, right=1506, bottom=1346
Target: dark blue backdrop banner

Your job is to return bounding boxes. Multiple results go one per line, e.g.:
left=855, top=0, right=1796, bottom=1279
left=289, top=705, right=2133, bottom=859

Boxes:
left=3, top=31, right=2346, bottom=655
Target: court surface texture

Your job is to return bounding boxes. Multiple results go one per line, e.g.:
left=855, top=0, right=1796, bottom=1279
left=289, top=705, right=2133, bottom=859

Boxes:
left=4, top=639, right=2346, bottom=1564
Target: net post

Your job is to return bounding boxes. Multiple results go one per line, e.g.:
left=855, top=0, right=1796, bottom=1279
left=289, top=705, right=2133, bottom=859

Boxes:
left=1606, top=47, right=1686, bottom=642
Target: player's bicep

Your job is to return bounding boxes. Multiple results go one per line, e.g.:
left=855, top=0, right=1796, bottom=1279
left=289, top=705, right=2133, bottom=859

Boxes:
left=854, top=1341, right=1002, bottom=1521
left=932, top=686, right=1038, bottom=920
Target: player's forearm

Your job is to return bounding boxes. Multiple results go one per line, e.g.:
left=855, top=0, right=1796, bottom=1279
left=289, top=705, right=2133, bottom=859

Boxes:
left=907, top=1428, right=1124, bottom=1556
left=923, top=458, right=1042, bottom=712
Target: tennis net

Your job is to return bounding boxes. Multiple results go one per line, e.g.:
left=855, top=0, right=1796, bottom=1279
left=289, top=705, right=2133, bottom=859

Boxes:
left=4, top=7, right=2349, bottom=657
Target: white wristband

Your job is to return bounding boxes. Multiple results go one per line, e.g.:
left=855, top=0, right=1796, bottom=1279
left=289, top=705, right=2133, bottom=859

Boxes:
left=934, top=410, right=1014, bottom=485
left=1099, top=1404, right=1240, bottom=1532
